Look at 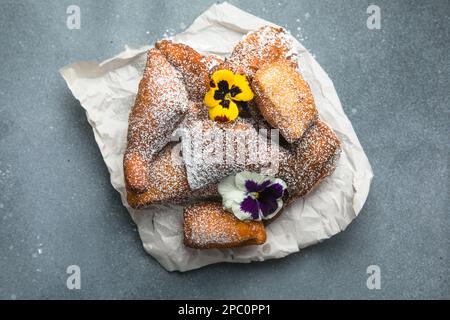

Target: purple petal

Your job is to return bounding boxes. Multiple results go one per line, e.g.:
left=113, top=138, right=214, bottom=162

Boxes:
left=258, top=180, right=272, bottom=191
left=240, top=196, right=260, bottom=219
left=260, top=182, right=284, bottom=199
left=244, top=180, right=259, bottom=193
left=258, top=194, right=279, bottom=217
left=244, top=179, right=272, bottom=193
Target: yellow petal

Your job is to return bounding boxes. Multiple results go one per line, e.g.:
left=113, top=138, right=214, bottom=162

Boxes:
left=211, top=69, right=235, bottom=87
left=225, top=100, right=239, bottom=121
left=204, top=88, right=219, bottom=108
left=231, top=74, right=254, bottom=101
left=208, top=100, right=239, bottom=122
left=208, top=105, right=225, bottom=121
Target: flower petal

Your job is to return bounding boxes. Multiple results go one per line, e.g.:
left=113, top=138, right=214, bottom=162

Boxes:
left=263, top=198, right=283, bottom=220
left=231, top=74, right=254, bottom=101
left=271, top=177, right=287, bottom=191
left=208, top=100, right=239, bottom=122
left=218, top=175, right=246, bottom=210
left=227, top=100, right=239, bottom=120
left=260, top=182, right=285, bottom=199
left=204, top=88, right=219, bottom=108
left=221, top=100, right=239, bottom=121
left=235, top=171, right=269, bottom=192
left=231, top=201, right=254, bottom=221
left=244, top=179, right=271, bottom=193
left=258, top=193, right=279, bottom=217
left=208, top=105, right=227, bottom=122
left=211, top=69, right=235, bottom=87
left=244, top=180, right=260, bottom=193
left=240, top=196, right=261, bottom=220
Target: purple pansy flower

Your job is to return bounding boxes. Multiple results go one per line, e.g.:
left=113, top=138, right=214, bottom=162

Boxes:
left=218, top=171, right=287, bottom=221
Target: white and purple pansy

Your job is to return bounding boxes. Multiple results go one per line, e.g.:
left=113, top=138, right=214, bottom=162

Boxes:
left=218, top=171, right=287, bottom=221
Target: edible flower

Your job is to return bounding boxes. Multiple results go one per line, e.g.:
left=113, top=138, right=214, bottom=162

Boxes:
left=204, top=69, right=254, bottom=122
left=218, top=171, right=287, bottom=221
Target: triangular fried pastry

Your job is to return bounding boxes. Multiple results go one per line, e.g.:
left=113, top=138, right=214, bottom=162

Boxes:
left=124, top=48, right=189, bottom=194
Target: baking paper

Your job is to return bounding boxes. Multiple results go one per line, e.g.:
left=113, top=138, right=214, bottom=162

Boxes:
left=60, top=2, right=373, bottom=272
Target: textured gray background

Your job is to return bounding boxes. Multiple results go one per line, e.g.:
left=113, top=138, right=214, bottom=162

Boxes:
left=0, top=0, right=448, bottom=299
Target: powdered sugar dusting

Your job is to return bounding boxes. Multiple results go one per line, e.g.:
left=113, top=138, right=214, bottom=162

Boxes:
left=156, top=40, right=210, bottom=103
left=126, top=141, right=219, bottom=208
left=225, top=25, right=296, bottom=79
left=279, top=120, right=341, bottom=203
left=126, top=49, right=189, bottom=164
left=178, top=109, right=287, bottom=190
left=200, top=54, right=224, bottom=74
left=183, top=202, right=265, bottom=248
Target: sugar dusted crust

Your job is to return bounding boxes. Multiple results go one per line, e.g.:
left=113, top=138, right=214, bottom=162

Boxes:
left=252, top=58, right=318, bottom=143
left=126, top=142, right=219, bottom=209
left=223, top=25, right=297, bottom=79
left=279, top=120, right=341, bottom=204
left=127, top=118, right=340, bottom=209
left=124, top=48, right=189, bottom=194
left=180, top=114, right=288, bottom=190
left=200, top=54, right=224, bottom=75
left=184, top=202, right=266, bottom=249
left=124, top=41, right=214, bottom=195
left=155, top=40, right=210, bottom=103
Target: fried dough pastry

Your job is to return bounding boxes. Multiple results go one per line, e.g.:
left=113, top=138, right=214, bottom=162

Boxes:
left=223, top=25, right=296, bottom=79
left=183, top=202, right=266, bottom=249
left=127, top=118, right=340, bottom=210
left=126, top=142, right=219, bottom=209
left=124, top=48, right=189, bottom=194
left=155, top=40, right=210, bottom=102
left=179, top=114, right=287, bottom=190
left=279, top=120, right=341, bottom=204
left=200, top=54, right=224, bottom=74
left=252, top=58, right=318, bottom=143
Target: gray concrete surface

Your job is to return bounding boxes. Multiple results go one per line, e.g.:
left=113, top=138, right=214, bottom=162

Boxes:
left=0, top=0, right=448, bottom=299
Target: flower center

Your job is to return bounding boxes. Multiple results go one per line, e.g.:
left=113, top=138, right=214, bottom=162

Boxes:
left=251, top=192, right=260, bottom=199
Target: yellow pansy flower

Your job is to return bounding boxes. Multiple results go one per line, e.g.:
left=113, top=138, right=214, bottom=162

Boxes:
left=204, top=69, right=254, bottom=122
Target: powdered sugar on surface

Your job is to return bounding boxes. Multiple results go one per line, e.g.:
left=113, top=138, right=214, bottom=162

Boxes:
left=225, top=25, right=297, bottom=78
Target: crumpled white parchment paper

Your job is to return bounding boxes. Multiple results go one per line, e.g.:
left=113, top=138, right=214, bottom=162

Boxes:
left=59, top=2, right=373, bottom=272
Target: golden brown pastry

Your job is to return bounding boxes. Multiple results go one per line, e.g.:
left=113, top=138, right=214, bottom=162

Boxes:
left=183, top=201, right=266, bottom=249
left=279, top=119, right=341, bottom=204
left=200, top=54, right=224, bottom=75
left=223, top=25, right=296, bottom=79
left=126, top=113, right=283, bottom=208
left=179, top=114, right=287, bottom=190
left=124, top=41, right=215, bottom=195
left=252, top=58, right=318, bottom=143
left=155, top=40, right=210, bottom=102
left=124, top=48, right=189, bottom=194
left=126, top=142, right=219, bottom=209
left=127, top=119, right=340, bottom=210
